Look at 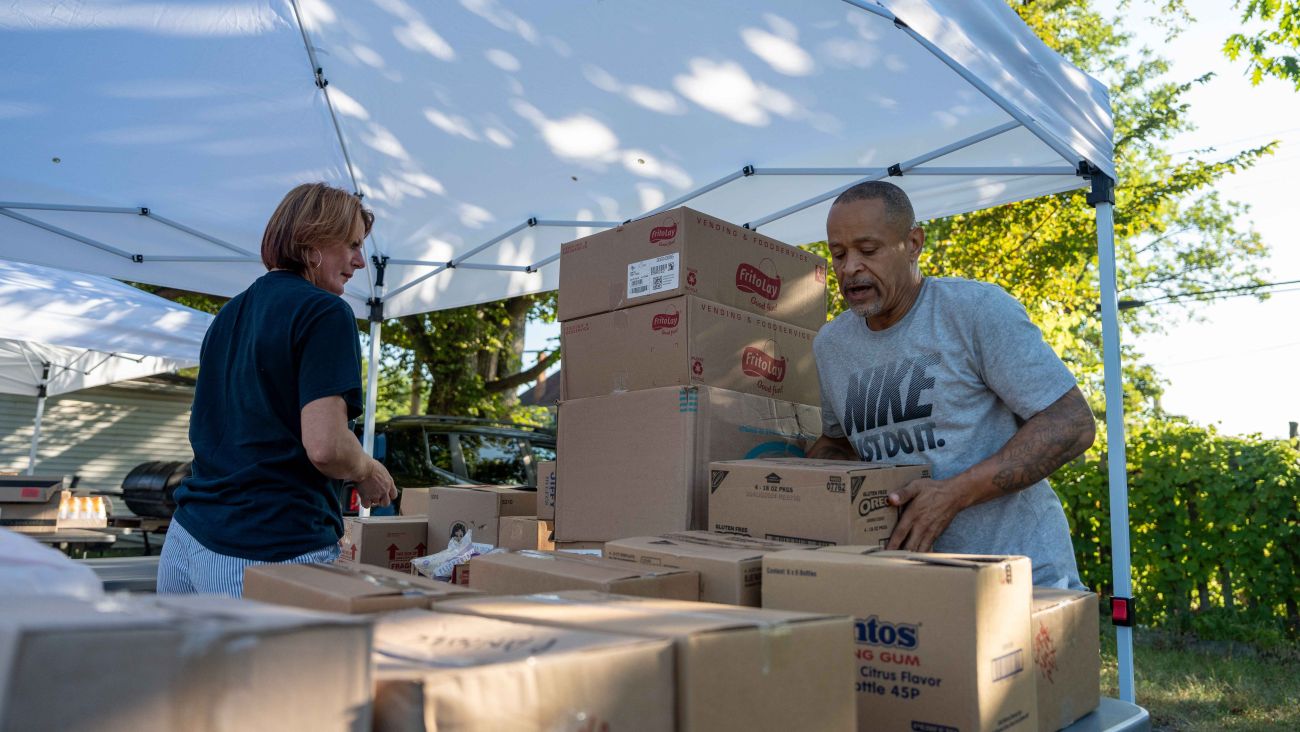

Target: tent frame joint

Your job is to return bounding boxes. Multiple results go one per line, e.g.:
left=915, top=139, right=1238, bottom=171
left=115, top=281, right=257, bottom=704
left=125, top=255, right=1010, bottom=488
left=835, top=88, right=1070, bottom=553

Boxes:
left=1078, top=161, right=1115, bottom=207
left=888, top=163, right=903, bottom=177
left=366, top=297, right=384, bottom=323
left=371, top=255, right=389, bottom=288
left=131, top=254, right=144, bottom=263
left=742, top=165, right=755, bottom=176
left=314, top=66, right=328, bottom=89
left=138, top=207, right=149, bottom=216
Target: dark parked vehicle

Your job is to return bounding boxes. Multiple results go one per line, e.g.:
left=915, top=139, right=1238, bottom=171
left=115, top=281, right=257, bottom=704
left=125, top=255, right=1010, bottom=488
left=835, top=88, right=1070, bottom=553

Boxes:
left=344, top=415, right=557, bottom=514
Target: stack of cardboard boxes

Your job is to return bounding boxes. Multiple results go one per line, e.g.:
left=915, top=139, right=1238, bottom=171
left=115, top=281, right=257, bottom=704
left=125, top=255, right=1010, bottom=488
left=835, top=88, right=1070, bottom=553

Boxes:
left=554, top=207, right=829, bottom=543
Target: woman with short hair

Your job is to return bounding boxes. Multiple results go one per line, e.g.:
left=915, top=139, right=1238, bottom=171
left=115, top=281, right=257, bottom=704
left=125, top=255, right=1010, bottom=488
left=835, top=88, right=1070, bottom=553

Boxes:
left=158, top=182, right=397, bottom=596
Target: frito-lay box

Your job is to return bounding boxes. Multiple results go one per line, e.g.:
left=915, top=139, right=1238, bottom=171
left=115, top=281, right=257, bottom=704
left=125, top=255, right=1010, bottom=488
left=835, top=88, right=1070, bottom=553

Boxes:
left=439, top=591, right=854, bottom=731
left=372, top=610, right=674, bottom=731
left=561, top=295, right=819, bottom=406
left=556, top=385, right=820, bottom=543
left=558, top=206, right=827, bottom=328
left=709, top=458, right=929, bottom=547
left=536, top=460, right=556, bottom=520
left=243, top=562, right=482, bottom=614
left=604, top=531, right=798, bottom=606
left=763, top=548, right=1037, bottom=732
left=338, top=516, right=428, bottom=574
left=468, top=550, right=699, bottom=600
left=1032, top=588, right=1100, bottom=731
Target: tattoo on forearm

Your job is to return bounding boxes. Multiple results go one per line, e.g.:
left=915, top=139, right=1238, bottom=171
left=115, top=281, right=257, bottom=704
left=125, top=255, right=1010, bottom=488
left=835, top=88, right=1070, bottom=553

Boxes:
left=992, top=390, right=1095, bottom=494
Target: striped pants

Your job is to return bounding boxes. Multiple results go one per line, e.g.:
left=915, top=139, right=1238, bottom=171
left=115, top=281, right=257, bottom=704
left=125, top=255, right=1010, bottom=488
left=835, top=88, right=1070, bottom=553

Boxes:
left=156, top=519, right=340, bottom=598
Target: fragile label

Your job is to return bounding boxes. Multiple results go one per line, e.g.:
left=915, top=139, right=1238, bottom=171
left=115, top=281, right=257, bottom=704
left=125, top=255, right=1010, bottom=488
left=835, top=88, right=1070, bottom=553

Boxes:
left=627, top=253, right=679, bottom=299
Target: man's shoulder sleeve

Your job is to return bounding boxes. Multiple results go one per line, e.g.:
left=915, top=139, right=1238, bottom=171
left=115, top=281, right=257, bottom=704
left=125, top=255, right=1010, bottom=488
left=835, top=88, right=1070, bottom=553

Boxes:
left=969, top=284, right=1077, bottom=419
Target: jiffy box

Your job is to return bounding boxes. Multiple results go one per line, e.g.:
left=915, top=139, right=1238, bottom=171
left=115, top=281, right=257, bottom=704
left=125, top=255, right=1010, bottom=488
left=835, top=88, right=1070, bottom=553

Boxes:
left=709, top=458, right=929, bottom=547
left=558, top=205, right=827, bottom=328
left=561, top=295, right=820, bottom=406
left=468, top=550, right=699, bottom=600
left=243, top=562, right=482, bottom=614
left=556, top=385, right=821, bottom=542
left=373, top=610, right=674, bottom=732
left=439, top=590, right=854, bottom=732
left=536, top=459, right=556, bottom=520
left=338, top=516, right=428, bottom=574
left=763, top=548, right=1037, bottom=732
left=422, top=484, right=536, bottom=549
left=1032, top=588, right=1100, bottom=732
left=604, top=530, right=800, bottom=606
left=0, top=595, right=369, bottom=732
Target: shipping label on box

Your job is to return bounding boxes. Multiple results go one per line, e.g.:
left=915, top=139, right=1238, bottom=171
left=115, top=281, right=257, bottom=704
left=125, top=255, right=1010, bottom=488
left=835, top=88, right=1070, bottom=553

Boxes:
left=537, top=460, right=556, bottom=520
left=243, top=562, right=481, bottom=614
left=497, top=516, right=555, bottom=551
left=561, top=295, right=820, bottom=406
left=605, top=531, right=798, bottom=606
left=1032, top=588, right=1100, bottom=732
left=439, top=590, right=855, bottom=732
left=556, top=385, right=821, bottom=543
left=467, top=550, right=699, bottom=600
left=338, top=516, right=428, bottom=573
left=709, top=458, right=929, bottom=547
left=558, top=206, right=827, bottom=328
left=425, top=484, right=536, bottom=549
left=372, top=610, right=675, bottom=732
left=763, top=548, right=1037, bottom=732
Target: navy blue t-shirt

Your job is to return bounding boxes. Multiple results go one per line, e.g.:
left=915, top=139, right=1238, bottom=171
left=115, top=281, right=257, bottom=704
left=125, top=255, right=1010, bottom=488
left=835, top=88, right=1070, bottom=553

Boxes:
left=174, top=270, right=363, bottom=561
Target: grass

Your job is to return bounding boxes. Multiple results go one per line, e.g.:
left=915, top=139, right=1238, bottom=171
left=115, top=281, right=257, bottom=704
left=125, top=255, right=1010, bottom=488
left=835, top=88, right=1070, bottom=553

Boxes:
left=1101, top=625, right=1300, bottom=731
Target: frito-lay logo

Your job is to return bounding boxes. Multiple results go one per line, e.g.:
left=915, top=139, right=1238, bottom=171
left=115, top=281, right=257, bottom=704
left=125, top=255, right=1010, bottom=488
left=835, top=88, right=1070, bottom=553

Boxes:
left=649, top=216, right=678, bottom=245
left=736, top=258, right=782, bottom=300
left=651, top=310, right=680, bottom=331
left=741, top=340, right=786, bottom=382
left=855, top=615, right=919, bottom=649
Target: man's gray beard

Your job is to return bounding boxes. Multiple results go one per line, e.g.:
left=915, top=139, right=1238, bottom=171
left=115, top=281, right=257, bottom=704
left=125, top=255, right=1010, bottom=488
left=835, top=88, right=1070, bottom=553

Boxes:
left=848, top=299, right=882, bottom=319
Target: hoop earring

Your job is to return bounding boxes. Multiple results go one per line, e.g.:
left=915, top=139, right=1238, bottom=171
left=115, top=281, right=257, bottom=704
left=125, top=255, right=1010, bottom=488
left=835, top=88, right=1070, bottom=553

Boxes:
left=307, top=247, right=322, bottom=270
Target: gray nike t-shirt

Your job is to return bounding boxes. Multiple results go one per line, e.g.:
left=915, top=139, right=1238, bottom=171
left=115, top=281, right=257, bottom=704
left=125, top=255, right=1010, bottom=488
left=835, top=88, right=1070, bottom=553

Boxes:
left=814, top=276, right=1084, bottom=588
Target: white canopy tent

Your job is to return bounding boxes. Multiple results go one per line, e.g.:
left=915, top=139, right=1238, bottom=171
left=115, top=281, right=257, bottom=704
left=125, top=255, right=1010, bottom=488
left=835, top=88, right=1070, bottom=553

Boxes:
left=0, top=260, right=212, bottom=474
left=0, top=0, right=1134, bottom=697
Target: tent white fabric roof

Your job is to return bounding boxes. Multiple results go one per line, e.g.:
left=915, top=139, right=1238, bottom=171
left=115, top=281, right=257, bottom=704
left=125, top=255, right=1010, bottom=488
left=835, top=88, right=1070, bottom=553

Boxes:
left=0, top=260, right=211, bottom=398
left=0, top=0, right=1111, bottom=319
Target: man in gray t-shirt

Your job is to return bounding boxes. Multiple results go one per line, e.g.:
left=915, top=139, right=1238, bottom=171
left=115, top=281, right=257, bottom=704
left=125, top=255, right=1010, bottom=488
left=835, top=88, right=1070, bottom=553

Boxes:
left=809, top=181, right=1095, bottom=588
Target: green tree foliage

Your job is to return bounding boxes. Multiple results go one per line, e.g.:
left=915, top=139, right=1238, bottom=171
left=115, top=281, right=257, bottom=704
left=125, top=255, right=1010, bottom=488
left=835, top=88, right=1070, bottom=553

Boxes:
left=1224, top=1, right=1300, bottom=88
left=1056, top=420, right=1300, bottom=643
left=378, top=292, right=558, bottom=422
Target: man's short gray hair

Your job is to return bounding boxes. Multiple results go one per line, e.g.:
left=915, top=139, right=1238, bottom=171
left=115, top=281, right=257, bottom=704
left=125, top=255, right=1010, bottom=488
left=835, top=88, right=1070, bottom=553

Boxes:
left=831, top=180, right=917, bottom=237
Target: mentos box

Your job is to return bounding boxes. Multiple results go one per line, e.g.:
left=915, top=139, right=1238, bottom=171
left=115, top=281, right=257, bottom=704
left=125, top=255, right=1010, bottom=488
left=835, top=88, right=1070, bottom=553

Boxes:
left=763, top=548, right=1037, bottom=732
left=561, top=295, right=819, bottom=406
left=558, top=206, right=827, bottom=328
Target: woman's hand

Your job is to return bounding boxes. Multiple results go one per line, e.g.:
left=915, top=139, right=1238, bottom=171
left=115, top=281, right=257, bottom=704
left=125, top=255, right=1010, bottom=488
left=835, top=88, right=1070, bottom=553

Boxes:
left=356, top=458, right=397, bottom=508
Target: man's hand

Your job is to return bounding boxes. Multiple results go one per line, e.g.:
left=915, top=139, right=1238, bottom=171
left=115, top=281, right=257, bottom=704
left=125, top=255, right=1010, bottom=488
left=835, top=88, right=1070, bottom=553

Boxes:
left=356, top=458, right=397, bottom=509
left=885, top=477, right=969, bottom=552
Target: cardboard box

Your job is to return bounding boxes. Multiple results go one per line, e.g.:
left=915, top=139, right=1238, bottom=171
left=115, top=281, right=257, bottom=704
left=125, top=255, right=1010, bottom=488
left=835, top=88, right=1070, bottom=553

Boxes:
left=558, top=206, right=828, bottom=328
left=1032, top=589, right=1100, bottom=732
left=0, top=594, right=370, bottom=731
left=604, top=531, right=799, bottom=606
left=556, top=385, right=821, bottom=542
left=338, top=516, right=428, bottom=573
left=468, top=550, right=699, bottom=600
left=763, top=548, right=1037, bottom=732
left=243, top=562, right=482, bottom=614
left=372, top=609, right=675, bottom=732
left=425, top=484, right=536, bottom=549
left=398, top=486, right=433, bottom=517
left=0, top=475, right=62, bottom=533
left=497, top=516, right=555, bottom=551
left=709, top=458, right=930, bottom=547
left=536, top=460, right=556, bottom=520
left=561, top=295, right=820, bottom=406
left=440, top=591, right=854, bottom=732
left=554, top=540, right=604, bottom=554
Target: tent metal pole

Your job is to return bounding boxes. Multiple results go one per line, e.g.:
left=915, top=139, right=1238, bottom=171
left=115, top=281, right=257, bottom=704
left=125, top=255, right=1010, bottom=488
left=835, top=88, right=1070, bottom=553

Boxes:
left=533, top=220, right=621, bottom=229
left=359, top=318, right=382, bottom=520
left=1093, top=184, right=1135, bottom=702
left=0, top=202, right=141, bottom=214
left=642, top=168, right=750, bottom=218
left=386, top=220, right=531, bottom=300
left=0, top=208, right=135, bottom=258
left=26, top=363, right=50, bottom=475
left=144, top=212, right=256, bottom=256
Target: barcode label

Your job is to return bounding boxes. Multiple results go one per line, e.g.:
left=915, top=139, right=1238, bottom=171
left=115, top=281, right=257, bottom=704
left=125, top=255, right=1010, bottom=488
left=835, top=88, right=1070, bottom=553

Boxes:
left=628, top=253, right=679, bottom=299
left=992, top=649, right=1024, bottom=681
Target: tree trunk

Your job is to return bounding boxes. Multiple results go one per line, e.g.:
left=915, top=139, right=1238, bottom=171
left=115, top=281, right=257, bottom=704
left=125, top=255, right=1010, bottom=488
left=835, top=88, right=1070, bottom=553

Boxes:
left=410, top=364, right=422, bottom=415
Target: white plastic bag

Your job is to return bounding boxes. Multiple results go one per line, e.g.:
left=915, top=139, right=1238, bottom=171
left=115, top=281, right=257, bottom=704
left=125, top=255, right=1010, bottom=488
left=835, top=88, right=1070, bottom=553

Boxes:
left=410, top=530, right=494, bottom=581
left=0, top=527, right=104, bottom=599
